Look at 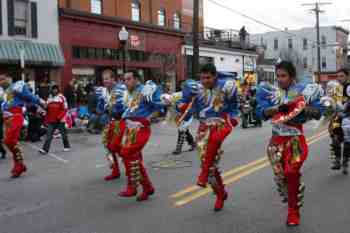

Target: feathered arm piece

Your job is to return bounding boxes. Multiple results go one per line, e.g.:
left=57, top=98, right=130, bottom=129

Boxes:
left=111, top=84, right=127, bottom=118
left=256, top=82, right=281, bottom=120
left=173, top=79, right=200, bottom=126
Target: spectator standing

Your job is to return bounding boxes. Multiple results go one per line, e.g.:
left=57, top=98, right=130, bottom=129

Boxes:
left=64, top=81, right=76, bottom=109
left=39, top=85, right=71, bottom=154
left=37, top=76, right=50, bottom=100
left=0, top=77, right=7, bottom=159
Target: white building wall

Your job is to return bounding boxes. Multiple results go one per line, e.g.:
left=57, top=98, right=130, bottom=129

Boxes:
left=0, top=0, right=60, bottom=45
left=183, top=45, right=258, bottom=79
left=251, top=26, right=339, bottom=73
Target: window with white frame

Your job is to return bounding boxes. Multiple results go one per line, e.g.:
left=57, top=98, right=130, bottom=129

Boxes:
left=14, top=0, right=28, bottom=35
left=303, top=38, right=308, bottom=50
left=131, top=1, right=141, bottom=22
left=288, top=38, right=293, bottom=49
left=322, top=56, right=327, bottom=69
left=303, top=57, right=308, bottom=69
left=91, top=0, right=102, bottom=14
left=274, top=38, right=278, bottom=50
left=321, top=35, right=327, bottom=48
left=158, top=9, right=166, bottom=26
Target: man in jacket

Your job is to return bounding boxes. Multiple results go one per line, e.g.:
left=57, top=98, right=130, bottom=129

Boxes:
left=39, top=85, right=70, bottom=154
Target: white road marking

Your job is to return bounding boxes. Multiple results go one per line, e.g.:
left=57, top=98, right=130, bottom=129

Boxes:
left=96, top=163, right=108, bottom=168
left=23, top=143, right=69, bottom=164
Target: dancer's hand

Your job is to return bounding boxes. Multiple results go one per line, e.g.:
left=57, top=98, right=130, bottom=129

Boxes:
left=142, top=81, right=157, bottom=102
left=278, top=104, right=290, bottom=113
left=263, top=106, right=279, bottom=117
left=39, top=99, right=47, bottom=109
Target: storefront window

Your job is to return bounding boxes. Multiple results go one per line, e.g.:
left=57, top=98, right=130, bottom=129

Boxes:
left=112, top=49, right=120, bottom=60
left=129, top=50, right=147, bottom=62
left=103, top=48, right=112, bottom=59
left=87, top=48, right=96, bottom=59
left=80, top=48, right=88, bottom=59
left=72, top=47, right=80, bottom=59
left=96, top=48, right=104, bottom=59
left=71, top=46, right=153, bottom=63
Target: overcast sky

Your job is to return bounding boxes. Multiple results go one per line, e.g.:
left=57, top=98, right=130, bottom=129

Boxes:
left=204, top=0, right=350, bottom=34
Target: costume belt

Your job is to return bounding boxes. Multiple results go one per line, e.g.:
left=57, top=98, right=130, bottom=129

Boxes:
left=125, top=119, right=144, bottom=129
left=3, top=107, right=23, bottom=119
left=199, top=117, right=225, bottom=127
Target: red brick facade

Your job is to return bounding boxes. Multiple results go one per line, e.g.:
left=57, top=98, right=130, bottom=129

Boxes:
left=58, top=0, right=202, bottom=30
left=59, top=9, right=185, bottom=88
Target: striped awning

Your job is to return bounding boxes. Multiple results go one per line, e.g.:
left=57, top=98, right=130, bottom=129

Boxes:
left=0, top=40, right=65, bottom=67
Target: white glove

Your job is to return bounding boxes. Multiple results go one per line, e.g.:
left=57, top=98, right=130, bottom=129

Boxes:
left=160, top=94, right=172, bottom=105
left=222, top=80, right=236, bottom=98
left=142, top=81, right=157, bottom=102
left=39, top=99, right=47, bottom=108
left=302, top=84, right=323, bottom=104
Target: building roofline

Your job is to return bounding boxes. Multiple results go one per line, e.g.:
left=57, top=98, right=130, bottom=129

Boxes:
left=59, top=8, right=185, bottom=38
left=251, top=25, right=349, bottom=36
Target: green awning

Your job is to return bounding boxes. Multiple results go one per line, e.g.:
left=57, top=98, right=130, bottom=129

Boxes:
left=0, top=40, right=65, bottom=67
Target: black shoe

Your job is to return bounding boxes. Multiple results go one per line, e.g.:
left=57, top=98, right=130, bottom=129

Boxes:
left=282, top=197, right=288, bottom=203
left=0, top=153, right=5, bottom=159
left=189, top=144, right=196, bottom=151
left=342, top=166, right=348, bottom=175
left=39, top=149, right=48, bottom=155
left=172, top=150, right=182, bottom=155
left=331, top=162, right=342, bottom=170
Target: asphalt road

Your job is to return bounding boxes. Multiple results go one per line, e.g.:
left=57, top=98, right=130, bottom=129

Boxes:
left=0, top=121, right=349, bottom=233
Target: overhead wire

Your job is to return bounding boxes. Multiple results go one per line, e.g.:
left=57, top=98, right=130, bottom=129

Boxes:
left=206, top=0, right=319, bottom=45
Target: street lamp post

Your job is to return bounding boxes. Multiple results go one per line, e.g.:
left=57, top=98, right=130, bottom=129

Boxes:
left=20, top=48, right=25, bottom=80
left=118, top=27, right=129, bottom=75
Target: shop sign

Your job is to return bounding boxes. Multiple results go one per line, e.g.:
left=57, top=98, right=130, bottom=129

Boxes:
left=127, top=32, right=146, bottom=51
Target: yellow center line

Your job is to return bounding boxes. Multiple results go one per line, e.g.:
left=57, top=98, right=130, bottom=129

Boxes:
left=172, top=131, right=329, bottom=207
left=170, top=157, right=267, bottom=199
left=174, top=162, right=269, bottom=207
left=170, top=129, right=328, bottom=199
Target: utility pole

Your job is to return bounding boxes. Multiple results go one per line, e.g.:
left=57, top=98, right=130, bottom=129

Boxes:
left=192, top=0, right=200, bottom=79
left=340, top=20, right=350, bottom=68
left=302, top=2, right=332, bottom=82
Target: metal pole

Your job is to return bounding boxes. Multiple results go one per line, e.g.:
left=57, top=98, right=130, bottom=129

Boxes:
left=242, top=55, right=245, bottom=82
left=301, top=2, right=332, bottom=82
left=192, top=0, right=200, bottom=79
left=315, top=3, right=322, bottom=82
left=122, top=43, right=126, bottom=74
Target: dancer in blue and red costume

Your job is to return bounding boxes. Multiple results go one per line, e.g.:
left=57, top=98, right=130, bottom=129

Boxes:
left=112, top=71, right=165, bottom=201
left=102, top=81, right=127, bottom=181
left=96, top=69, right=124, bottom=181
left=256, top=61, right=324, bottom=226
left=2, top=71, right=45, bottom=178
left=177, top=63, right=239, bottom=211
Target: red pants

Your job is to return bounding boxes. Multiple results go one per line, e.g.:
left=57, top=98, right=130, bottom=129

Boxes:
left=267, top=135, right=308, bottom=211
left=196, top=118, right=232, bottom=188
left=102, top=120, right=127, bottom=179
left=103, top=120, right=126, bottom=155
left=118, top=119, right=152, bottom=189
left=4, top=108, right=24, bottom=162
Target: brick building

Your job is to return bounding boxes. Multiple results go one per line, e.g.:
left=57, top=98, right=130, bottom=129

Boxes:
left=58, top=0, right=203, bottom=91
